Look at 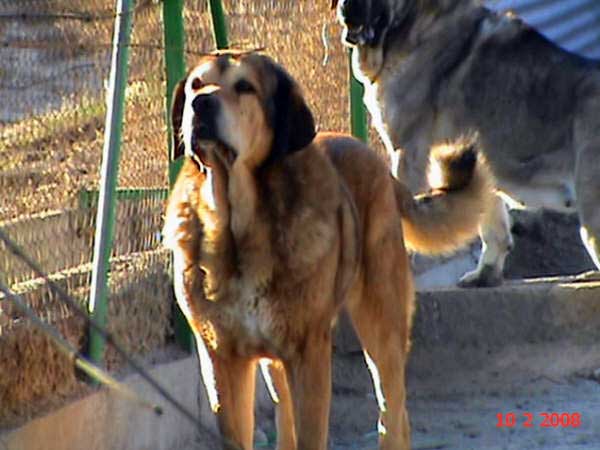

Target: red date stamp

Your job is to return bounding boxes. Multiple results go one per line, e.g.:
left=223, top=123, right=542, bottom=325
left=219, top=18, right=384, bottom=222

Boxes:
left=496, top=412, right=581, bottom=428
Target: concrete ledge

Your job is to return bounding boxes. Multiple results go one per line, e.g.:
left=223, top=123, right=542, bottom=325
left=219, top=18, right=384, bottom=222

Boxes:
left=1, top=355, right=218, bottom=450
left=335, top=279, right=600, bottom=354
left=414, top=279, right=600, bottom=348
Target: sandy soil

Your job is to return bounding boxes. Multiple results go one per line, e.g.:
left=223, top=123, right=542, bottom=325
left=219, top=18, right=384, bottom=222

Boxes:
left=238, top=342, right=600, bottom=450
left=325, top=350, right=600, bottom=450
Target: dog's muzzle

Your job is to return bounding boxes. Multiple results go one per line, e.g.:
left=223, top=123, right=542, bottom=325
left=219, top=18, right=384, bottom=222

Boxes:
left=192, top=93, right=220, bottom=141
left=189, top=93, right=237, bottom=166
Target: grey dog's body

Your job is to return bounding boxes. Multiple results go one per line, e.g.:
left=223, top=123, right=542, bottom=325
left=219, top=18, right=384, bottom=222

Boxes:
left=337, top=0, right=600, bottom=286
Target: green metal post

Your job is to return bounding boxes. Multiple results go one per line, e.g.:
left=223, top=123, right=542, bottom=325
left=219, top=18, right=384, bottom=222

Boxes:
left=348, top=51, right=368, bottom=142
left=162, top=0, right=229, bottom=352
left=208, top=0, right=229, bottom=49
left=163, top=0, right=194, bottom=352
left=164, top=0, right=187, bottom=188
left=88, top=0, right=134, bottom=366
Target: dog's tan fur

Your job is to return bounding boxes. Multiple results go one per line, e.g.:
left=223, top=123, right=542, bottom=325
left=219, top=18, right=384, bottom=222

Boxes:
left=162, top=53, right=492, bottom=450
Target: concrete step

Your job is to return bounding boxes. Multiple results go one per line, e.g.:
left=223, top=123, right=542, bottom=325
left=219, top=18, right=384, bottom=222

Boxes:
left=335, top=278, right=600, bottom=355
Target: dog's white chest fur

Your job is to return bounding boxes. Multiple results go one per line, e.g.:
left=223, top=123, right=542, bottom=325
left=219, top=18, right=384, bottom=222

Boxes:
left=227, top=279, right=281, bottom=354
left=201, top=168, right=217, bottom=211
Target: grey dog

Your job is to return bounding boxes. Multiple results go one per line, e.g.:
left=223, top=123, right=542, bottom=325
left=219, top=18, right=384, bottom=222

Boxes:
left=334, top=0, right=600, bottom=286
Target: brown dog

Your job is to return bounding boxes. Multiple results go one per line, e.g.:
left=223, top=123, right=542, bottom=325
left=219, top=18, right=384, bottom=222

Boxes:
left=162, top=52, right=492, bottom=450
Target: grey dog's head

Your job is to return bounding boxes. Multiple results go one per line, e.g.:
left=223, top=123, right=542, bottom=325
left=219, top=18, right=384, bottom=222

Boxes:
left=335, top=0, right=411, bottom=48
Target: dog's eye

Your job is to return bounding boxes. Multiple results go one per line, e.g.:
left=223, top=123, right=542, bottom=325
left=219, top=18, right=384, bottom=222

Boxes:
left=234, top=79, right=255, bottom=95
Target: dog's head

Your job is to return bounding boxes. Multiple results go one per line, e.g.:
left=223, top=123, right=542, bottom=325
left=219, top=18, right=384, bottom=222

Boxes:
left=334, top=0, right=397, bottom=48
left=171, top=53, right=316, bottom=170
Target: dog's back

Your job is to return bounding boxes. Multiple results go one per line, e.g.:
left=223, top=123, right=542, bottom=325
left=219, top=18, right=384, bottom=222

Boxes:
left=449, top=9, right=598, bottom=181
left=355, top=1, right=598, bottom=189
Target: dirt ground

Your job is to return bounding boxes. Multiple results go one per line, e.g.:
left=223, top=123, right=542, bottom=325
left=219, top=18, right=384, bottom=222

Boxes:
left=322, top=347, right=600, bottom=450
left=183, top=340, right=600, bottom=450
left=237, top=294, right=600, bottom=450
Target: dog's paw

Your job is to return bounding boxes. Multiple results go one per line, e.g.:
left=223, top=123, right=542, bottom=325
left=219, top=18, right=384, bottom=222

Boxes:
left=458, top=264, right=503, bottom=288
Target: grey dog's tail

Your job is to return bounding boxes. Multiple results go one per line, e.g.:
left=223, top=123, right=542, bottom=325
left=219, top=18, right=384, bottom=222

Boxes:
left=395, top=136, right=494, bottom=255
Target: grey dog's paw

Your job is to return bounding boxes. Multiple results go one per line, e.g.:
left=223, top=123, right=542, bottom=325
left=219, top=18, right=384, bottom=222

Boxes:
left=458, top=264, right=504, bottom=288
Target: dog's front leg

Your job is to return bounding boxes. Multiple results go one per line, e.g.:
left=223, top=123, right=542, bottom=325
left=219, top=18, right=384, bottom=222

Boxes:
left=459, top=194, right=513, bottom=287
left=286, top=328, right=332, bottom=450
left=259, top=359, right=297, bottom=450
left=209, top=352, right=257, bottom=450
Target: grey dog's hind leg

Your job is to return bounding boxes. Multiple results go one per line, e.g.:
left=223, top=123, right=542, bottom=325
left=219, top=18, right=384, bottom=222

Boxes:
left=458, top=195, right=513, bottom=287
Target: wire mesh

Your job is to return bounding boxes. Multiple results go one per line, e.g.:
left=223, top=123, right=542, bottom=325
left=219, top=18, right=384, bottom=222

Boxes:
left=0, top=0, right=172, bottom=426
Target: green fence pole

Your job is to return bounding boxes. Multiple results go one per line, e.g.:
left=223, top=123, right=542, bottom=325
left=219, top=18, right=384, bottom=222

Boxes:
left=164, top=0, right=186, bottom=187
left=348, top=51, right=368, bottom=143
left=163, top=0, right=194, bottom=352
left=208, top=0, right=229, bottom=49
left=162, top=0, right=228, bottom=352
left=88, top=0, right=134, bottom=367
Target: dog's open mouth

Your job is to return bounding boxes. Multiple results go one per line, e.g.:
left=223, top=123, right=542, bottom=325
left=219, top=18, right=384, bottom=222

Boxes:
left=214, top=141, right=237, bottom=166
left=194, top=137, right=237, bottom=168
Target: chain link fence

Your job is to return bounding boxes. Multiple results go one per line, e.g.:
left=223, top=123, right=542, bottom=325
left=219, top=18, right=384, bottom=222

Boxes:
left=0, top=0, right=357, bottom=429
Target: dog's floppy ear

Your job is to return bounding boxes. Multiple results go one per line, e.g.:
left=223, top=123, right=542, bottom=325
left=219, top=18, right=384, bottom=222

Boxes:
left=266, top=64, right=316, bottom=164
left=170, top=78, right=186, bottom=161
left=331, top=0, right=339, bottom=9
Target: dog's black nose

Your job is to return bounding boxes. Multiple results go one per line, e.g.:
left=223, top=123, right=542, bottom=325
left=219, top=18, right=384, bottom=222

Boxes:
left=192, top=93, right=218, bottom=115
